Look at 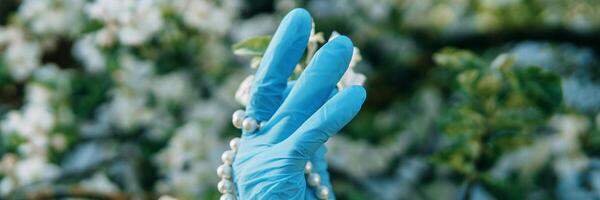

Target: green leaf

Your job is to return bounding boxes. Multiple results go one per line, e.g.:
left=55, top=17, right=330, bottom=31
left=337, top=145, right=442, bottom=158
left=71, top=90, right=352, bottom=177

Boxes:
left=433, top=48, right=486, bottom=71
left=480, top=175, right=528, bottom=200
left=232, top=35, right=272, bottom=56
left=490, top=53, right=515, bottom=72
left=490, top=107, right=544, bottom=130
left=514, top=67, right=562, bottom=114
left=439, top=106, right=486, bottom=138
left=475, top=73, right=502, bottom=98
left=457, top=69, right=479, bottom=97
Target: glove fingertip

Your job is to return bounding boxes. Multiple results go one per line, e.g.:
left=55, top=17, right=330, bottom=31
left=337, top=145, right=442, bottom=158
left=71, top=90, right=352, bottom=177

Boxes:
left=328, top=35, right=354, bottom=58
left=342, top=85, right=367, bottom=110
left=287, top=8, right=312, bottom=28
left=347, top=85, right=366, bottom=101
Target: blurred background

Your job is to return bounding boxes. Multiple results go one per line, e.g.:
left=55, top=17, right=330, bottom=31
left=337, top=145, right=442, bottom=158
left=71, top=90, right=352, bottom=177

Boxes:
left=1, top=0, right=600, bottom=199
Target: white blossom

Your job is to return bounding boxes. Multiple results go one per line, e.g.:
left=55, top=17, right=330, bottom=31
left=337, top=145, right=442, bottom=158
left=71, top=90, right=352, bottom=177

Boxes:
left=154, top=120, right=226, bottom=197
left=86, top=0, right=163, bottom=46
left=108, top=89, right=153, bottom=130
left=3, top=40, right=41, bottom=81
left=16, top=156, right=59, bottom=184
left=167, top=0, right=240, bottom=35
left=234, top=75, right=254, bottom=106
left=231, top=14, right=277, bottom=42
left=0, top=156, right=60, bottom=195
left=107, top=56, right=156, bottom=130
left=0, top=64, right=71, bottom=196
left=158, top=196, right=178, bottom=200
left=114, top=55, right=154, bottom=92
left=2, top=84, right=55, bottom=141
left=80, top=173, right=120, bottom=194
left=151, top=72, right=193, bottom=104
left=17, top=0, right=85, bottom=36
left=0, top=27, right=23, bottom=45
left=73, top=34, right=106, bottom=73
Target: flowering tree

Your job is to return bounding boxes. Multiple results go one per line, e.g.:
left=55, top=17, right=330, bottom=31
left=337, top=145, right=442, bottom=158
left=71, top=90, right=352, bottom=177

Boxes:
left=1, top=0, right=600, bottom=199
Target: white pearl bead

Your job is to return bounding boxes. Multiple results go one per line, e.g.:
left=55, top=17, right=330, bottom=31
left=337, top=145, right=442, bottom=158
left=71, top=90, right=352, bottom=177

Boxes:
left=317, top=186, right=329, bottom=200
left=221, top=150, right=235, bottom=165
left=260, top=121, right=267, bottom=128
left=229, top=137, right=241, bottom=151
left=308, top=173, right=321, bottom=187
left=242, top=118, right=258, bottom=132
left=304, top=161, right=313, bottom=174
left=217, top=164, right=232, bottom=179
left=220, top=193, right=235, bottom=200
left=232, top=110, right=245, bottom=129
left=217, top=179, right=234, bottom=193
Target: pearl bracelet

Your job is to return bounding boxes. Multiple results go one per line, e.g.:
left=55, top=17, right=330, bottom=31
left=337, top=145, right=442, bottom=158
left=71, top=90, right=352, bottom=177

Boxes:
left=304, top=160, right=330, bottom=199
left=232, top=110, right=261, bottom=133
left=216, top=109, right=330, bottom=200
left=216, top=137, right=240, bottom=200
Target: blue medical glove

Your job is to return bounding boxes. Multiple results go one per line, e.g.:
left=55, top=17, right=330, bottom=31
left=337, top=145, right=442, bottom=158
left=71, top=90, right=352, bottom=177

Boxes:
left=232, top=8, right=366, bottom=200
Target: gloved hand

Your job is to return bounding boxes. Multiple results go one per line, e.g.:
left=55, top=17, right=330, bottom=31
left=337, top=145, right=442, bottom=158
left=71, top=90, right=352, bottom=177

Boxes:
left=232, top=8, right=366, bottom=200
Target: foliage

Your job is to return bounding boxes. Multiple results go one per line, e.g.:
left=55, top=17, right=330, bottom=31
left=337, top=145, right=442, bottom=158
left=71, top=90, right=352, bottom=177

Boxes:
left=434, top=48, right=562, bottom=187
left=0, top=0, right=599, bottom=200
left=232, top=35, right=271, bottom=56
